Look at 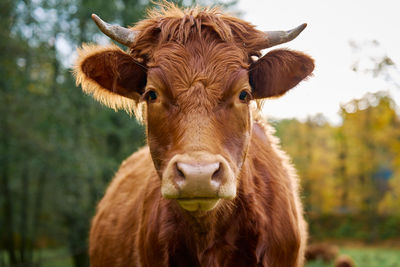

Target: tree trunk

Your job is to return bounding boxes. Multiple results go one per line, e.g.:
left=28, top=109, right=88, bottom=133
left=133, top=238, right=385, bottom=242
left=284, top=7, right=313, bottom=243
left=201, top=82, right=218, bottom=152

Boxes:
left=19, top=166, right=30, bottom=264
left=29, top=171, right=47, bottom=264
left=72, top=250, right=89, bottom=267
left=0, top=110, right=17, bottom=264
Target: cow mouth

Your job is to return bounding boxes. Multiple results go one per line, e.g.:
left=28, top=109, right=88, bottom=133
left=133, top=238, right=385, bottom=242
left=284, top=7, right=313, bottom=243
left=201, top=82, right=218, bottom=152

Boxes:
left=176, top=198, right=220, bottom=212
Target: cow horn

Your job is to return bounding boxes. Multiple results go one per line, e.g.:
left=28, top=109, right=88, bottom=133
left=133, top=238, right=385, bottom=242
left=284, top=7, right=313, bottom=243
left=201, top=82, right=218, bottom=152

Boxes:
left=91, top=14, right=136, bottom=47
left=263, top=23, right=307, bottom=48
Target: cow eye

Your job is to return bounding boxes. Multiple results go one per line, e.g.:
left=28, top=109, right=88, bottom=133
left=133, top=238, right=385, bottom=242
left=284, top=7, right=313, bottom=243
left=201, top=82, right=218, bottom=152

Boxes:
left=239, top=90, right=251, bottom=103
left=146, top=90, right=157, bottom=101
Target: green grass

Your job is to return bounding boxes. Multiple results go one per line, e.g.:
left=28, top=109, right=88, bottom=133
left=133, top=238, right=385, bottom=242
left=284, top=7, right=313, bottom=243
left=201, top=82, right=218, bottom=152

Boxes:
left=306, top=246, right=400, bottom=267
left=36, top=249, right=73, bottom=267
left=40, top=256, right=73, bottom=267
left=0, top=248, right=73, bottom=267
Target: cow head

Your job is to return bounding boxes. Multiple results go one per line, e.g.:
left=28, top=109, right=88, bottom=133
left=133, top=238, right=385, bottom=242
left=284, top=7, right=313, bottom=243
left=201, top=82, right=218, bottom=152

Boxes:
left=74, top=5, right=314, bottom=213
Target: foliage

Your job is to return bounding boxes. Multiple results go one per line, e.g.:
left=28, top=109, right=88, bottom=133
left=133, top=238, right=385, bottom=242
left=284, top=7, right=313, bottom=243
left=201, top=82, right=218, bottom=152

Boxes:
left=307, top=214, right=400, bottom=241
left=273, top=91, right=400, bottom=241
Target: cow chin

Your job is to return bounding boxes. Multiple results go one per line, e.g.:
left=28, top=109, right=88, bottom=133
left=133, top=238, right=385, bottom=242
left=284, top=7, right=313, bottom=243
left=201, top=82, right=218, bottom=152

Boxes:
left=176, top=198, right=221, bottom=212
left=161, top=152, right=237, bottom=211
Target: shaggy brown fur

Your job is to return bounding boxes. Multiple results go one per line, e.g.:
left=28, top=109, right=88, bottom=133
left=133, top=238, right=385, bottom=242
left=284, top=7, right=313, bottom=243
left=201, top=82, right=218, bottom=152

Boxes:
left=74, top=3, right=314, bottom=267
left=335, top=255, right=355, bottom=267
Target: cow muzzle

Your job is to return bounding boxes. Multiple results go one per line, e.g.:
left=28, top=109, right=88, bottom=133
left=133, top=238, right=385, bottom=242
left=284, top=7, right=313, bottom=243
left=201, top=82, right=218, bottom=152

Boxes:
left=161, top=152, right=236, bottom=211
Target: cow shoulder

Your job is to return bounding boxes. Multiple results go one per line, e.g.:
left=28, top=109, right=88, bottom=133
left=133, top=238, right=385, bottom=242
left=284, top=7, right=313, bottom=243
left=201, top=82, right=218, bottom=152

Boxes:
left=248, top=118, right=306, bottom=266
left=89, top=146, right=157, bottom=267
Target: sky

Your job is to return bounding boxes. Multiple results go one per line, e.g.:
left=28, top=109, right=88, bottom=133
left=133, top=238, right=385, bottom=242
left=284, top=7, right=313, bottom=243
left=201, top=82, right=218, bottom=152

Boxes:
left=237, top=0, right=400, bottom=124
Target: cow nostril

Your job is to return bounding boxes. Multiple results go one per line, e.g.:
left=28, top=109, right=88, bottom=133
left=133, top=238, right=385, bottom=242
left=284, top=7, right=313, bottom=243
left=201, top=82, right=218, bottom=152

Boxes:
left=175, top=163, right=186, bottom=182
left=177, top=168, right=185, bottom=178
left=211, top=163, right=222, bottom=183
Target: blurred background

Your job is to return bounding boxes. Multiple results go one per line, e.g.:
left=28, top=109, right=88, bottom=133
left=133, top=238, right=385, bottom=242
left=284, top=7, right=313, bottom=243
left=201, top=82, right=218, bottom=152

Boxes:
left=0, top=0, right=399, bottom=266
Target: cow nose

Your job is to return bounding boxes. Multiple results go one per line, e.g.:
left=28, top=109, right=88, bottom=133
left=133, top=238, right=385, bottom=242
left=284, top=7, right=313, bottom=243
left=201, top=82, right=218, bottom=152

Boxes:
left=176, top=161, right=221, bottom=189
left=174, top=161, right=222, bottom=197
left=161, top=153, right=236, bottom=202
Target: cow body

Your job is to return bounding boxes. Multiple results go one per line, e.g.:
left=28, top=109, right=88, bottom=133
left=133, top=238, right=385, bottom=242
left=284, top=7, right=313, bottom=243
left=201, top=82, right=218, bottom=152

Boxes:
left=90, top=120, right=306, bottom=267
left=74, top=3, right=314, bottom=266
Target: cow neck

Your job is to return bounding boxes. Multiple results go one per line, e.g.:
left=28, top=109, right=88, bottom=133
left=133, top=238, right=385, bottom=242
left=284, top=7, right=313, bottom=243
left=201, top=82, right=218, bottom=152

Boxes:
left=141, top=121, right=277, bottom=264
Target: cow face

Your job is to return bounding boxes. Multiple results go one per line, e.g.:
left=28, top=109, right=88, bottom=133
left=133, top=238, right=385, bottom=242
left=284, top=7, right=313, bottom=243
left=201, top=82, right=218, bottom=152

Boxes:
left=74, top=12, right=314, bottom=213
left=143, top=41, right=252, bottom=212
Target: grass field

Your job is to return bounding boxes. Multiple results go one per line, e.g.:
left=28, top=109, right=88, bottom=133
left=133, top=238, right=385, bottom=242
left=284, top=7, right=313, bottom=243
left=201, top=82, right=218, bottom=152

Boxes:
left=306, top=246, right=400, bottom=267
left=2, top=246, right=400, bottom=266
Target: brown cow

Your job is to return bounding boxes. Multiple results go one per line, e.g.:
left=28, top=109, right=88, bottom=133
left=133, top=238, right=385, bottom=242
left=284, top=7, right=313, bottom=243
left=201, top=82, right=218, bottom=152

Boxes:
left=74, top=3, right=314, bottom=267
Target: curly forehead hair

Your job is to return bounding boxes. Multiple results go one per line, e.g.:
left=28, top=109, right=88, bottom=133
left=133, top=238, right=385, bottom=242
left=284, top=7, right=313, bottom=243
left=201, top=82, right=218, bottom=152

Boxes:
left=129, top=2, right=266, bottom=61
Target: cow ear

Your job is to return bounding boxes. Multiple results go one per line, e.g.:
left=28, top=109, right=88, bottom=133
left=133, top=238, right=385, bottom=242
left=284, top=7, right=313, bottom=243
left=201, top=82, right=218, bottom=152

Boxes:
left=74, top=44, right=147, bottom=112
left=249, top=49, right=314, bottom=99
